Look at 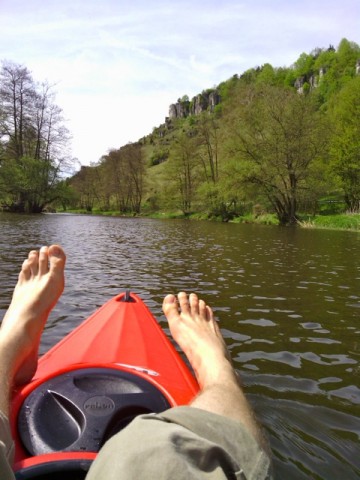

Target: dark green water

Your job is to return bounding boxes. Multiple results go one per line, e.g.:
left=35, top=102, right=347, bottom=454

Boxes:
left=0, top=213, right=359, bottom=479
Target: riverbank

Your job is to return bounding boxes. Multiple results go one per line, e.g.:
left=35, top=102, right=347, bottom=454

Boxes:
left=55, top=209, right=279, bottom=225
left=57, top=209, right=360, bottom=231
left=179, top=212, right=360, bottom=230
left=297, top=213, right=360, bottom=231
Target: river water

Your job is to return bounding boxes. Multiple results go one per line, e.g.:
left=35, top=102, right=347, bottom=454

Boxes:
left=0, top=212, right=359, bottom=479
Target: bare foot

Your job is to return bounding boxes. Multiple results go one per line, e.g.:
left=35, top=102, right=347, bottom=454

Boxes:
left=0, top=245, right=66, bottom=385
left=163, top=292, right=271, bottom=454
left=162, top=292, right=239, bottom=390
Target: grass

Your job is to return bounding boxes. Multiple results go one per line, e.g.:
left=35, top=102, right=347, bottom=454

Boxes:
left=145, top=211, right=188, bottom=219
left=298, top=214, right=360, bottom=231
left=231, top=213, right=279, bottom=225
left=58, top=208, right=134, bottom=217
left=57, top=208, right=360, bottom=231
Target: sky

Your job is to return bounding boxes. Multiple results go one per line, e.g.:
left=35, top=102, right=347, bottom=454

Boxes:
left=0, top=0, right=359, bottom=167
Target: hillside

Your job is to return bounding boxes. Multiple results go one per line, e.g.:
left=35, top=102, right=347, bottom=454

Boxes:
left=66, top=38, right=360, bottom=225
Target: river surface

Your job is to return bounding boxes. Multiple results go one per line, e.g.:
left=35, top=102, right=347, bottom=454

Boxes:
left=0, top=212, right=359, bottom=479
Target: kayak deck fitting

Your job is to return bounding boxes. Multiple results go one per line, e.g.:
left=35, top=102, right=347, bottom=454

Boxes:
left=11, top=291, right=199, bottom=479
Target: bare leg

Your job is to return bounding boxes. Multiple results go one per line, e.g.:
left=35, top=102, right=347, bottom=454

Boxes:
left=0, top=245, right=66, bottom=416
left=162, top=291, right=269, bottom=451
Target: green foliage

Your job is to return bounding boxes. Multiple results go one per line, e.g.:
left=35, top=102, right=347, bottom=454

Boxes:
left=0, top=155, right=67, bottom=212
left=256, top=64, right=276, bottom=85
left=302, top=82, right=310, bottom=94
left=329, top=76, right=360, bottom=210
left=313, top=48, right=337, bottom=71
left=303, top=214, right=360, bottom=230
left=226, top=84, right=330, bottom=224
left=240, top=68, right=259, bottom=84
left=293, top=52, right=315, bottom=77
left=231, top=213, right=278, bottom=225
left=336, top=38, right=360, bottom=71
left=196, top=182, right=234, bottom=221
left=149, top=149, right=169, bottom=166
left=217, top=75, right=239, bottom=100
left=163, top=132, right=198, bottom=214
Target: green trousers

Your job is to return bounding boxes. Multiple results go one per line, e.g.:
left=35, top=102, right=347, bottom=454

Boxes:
left=1, top=407, right=272, bottom=479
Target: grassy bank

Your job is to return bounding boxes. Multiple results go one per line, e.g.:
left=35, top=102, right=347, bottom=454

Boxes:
left=298, top=214, right=360, bottom=231
left=230, top=213, right=279, bottom=225
left=57, top=209, right=360, bottom=231
left=58, top=209, right=134, bottom=217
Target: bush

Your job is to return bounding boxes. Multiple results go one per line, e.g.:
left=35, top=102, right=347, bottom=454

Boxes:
left=149, top=149, right=169, bottom=166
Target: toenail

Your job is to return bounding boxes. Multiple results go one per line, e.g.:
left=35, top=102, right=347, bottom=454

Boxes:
left=51, top=247, right=62, bottom=257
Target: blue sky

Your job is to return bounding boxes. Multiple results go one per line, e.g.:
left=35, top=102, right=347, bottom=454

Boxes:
left=1, top=0, right=359, bottom=166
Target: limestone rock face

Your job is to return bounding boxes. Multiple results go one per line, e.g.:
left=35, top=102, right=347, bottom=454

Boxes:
left=295, top=61, right=359, bottom=93
left=169, top=101, right=190, bottom=118
left=168, top=104, right=177, bottom=118
left=191, top=94, right=208, bottom=115
left=169, top=89, right=220, bottom=119
left=209, top=91, right=220, bottom=111
left=294, top=76, right=305, bottom=94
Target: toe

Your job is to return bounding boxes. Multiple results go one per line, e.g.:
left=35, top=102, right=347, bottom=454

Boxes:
left=189, top=293, right=199, bottom=316
left=27, top=250, right=39, bottom=276
left=39, top=246, right=49, bottom=275
left=162, top=294, right=180, bottom=321
left=206, top=305, right=215, bottom=322
left=48, top=245, right=66, bottom=271
left=19, top=259, right=32, bottom=281
left=205, top=305, right=222, bottom=335
left=199, top=299, right=208, bottom=319
left=178, top=292, right=190, bottom=315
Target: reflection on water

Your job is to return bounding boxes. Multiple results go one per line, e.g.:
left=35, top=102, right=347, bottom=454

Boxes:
left=0, top=212, right=359, bottom=478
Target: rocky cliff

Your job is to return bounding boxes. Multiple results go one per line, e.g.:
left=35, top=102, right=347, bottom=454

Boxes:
left=168, top=89, right=221, bottom=120
left=294, top=67, right=325, bottom=94
left=295, top=60, right=360, bottom=94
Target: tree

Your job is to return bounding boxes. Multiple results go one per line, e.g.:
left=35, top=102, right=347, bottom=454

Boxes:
left=95, top=143, right=145, bottom=214
left=197, top=114, right=220, bottom=184
left=293, top=52, right=315, bottom=77
left=69, top=165, right=99, bottom=212
left=229, top=85, right=329, bottom=224
left=0, top=61, right=34, bottom=162
left=122, top=143, right=145, bottom=213
left=164, top=132, right=198, bottom=214
left=0, top=61, right=73, bottom=212
left=195, top=114, right=237, bottom=220
left=336, top=38, right=360, bottom=73
left=256, top=64, right=288, bottom=86
left=329, top=77, right=360, bottom=211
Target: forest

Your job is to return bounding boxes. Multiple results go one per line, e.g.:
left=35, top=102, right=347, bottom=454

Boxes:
left=1, top=38, right=360, bottom=225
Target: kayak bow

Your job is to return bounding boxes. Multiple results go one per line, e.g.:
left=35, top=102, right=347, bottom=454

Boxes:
left=11, top=291, right=199, bottom=479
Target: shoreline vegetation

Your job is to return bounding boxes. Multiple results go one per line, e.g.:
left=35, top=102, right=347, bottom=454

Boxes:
left=55, top=209, right=360, bottom=231
left=1, top=40, right=360, bottom=224
left=52, top=40, right=360, bottom=227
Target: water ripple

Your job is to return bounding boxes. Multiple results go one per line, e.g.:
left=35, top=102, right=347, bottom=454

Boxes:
left=0, top=214, right=359, bottom=479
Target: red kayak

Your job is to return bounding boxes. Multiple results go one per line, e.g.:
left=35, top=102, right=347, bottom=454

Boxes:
left=11, top=291, right=199, bottom=479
